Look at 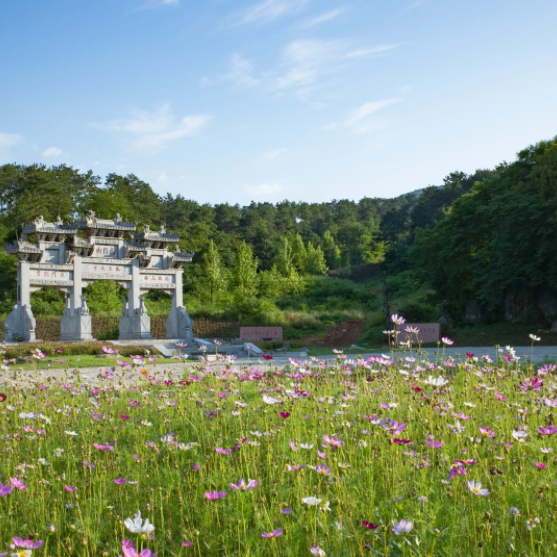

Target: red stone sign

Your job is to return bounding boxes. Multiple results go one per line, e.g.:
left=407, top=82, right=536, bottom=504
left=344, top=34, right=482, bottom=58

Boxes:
left=395, top=323, right=440, bottom=344
left=240, top=327, right=283, bottom=340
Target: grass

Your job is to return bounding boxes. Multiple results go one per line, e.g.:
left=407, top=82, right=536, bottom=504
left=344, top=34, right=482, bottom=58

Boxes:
left=0, top=348, right=556, bottom=556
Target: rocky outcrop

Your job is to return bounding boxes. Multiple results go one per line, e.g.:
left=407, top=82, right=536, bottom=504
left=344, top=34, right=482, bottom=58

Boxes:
left=464, top=300, right=484, bottom=326
left=537, top=289, right=557, bottom=322
left=439, top=308, right=455, bottom=329
left=504, top=287, right=542, bottom=323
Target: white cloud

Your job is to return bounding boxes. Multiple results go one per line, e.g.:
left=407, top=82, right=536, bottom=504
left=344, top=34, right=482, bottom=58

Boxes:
left=227, top=54, right=260, bottom=88
left=326, top=98, right=401, bottom=134
left=261, top=148, right=292, bottom=162
left=42, top=147, right=63, bottom=158
left=0, top=132, right=23, bottom=149
left=224, top=40, right=399, bottom=98
left=233, top=0, right=310, bottom=26
left=244, top=182, right=284, bottom=197
left=301, top=7, right=346, bottom=27
left=157, top=171, right=169, bottom=182
left=92, top=104, right=212, bottom=152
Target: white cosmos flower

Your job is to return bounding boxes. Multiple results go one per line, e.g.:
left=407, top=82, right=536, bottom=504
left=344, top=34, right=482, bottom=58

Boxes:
left=300, top=443, right=314, bottom=450
left=424, top=375, right=448, bottom=387
left=64, top=431, right=79, bottom=436
left=262, top=395, right=282, bottom=405
left=124, top=513, right=155, bottom=534
left=541, top=447, right=553, bottom=454
left=512, top=430, right=529, bottom=442
left=302, top=497, right=321, bottom=506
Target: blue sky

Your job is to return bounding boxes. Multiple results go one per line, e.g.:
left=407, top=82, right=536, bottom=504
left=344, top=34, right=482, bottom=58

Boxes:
left=1, top=0, right=556, bottom=204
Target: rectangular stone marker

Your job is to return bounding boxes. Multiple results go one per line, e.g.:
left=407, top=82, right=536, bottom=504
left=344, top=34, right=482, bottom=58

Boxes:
left=240, top=326, right=283, bottom=340
left=395, top=323, right=440, bottom=344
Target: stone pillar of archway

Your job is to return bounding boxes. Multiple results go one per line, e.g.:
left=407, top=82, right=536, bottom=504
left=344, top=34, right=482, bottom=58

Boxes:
left=165, top=269, right=193, bottom=340
left=60, top=256, right=93, bottom=341
left=4, top=260, right=37, bottom=342
left=119, top=258, right=152, bottom=339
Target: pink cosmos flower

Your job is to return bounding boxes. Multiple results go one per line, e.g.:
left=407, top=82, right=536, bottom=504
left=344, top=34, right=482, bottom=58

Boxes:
left=120, top=414, right=130, bottom=420
left=230, top=479, right=258, bottom=490
left=261, top=529, right=282, bottom=538
left=281, top=508, right=291, bottom=515
left=114, top=478, right=128, bottom=484
left=323, top=434, right=344, bottom=447
left=215, top=447, right=233, bottom=455
left=479, top=426, right=496, bottom=438
left=451, top=412, right=471, bottom=420
left=317, top=450, right=329, bottom=459
left=495, top=392, right=507, bottom=401
left=192, top=464, right=201, bottom=471
left=12, top=538, right=44, bottom=550
left=441, top=337, right=453, bottom=345
left=280, top=412, right=291, bottom=419
left=535, top=462, right=547, bottom=469
left=289, top=440, right=298, bottom=452
left=205, top=491, right=227, bottom=500
left=392, top=519, right=413, bottom=535
left=182, top=541, right=193, bottom=547
left=10, top=478, right=27, bottom=490
left=315, top=464, right=331, bottom=476
left=426, top=437, right=444, bottom=449
left=129, top=400, right=139, bottom=407
left=467, top=480, right=490, bottom=496
left=64, top=485, right=76, bottom=492
left=102, top=345, right=118, bottom=354
left=121, top=540, right=158, bottom=557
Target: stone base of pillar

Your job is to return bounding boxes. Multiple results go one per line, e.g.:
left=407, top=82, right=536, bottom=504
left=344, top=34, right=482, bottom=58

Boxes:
left=165, top=306, right=194, bottom=340
left=60, top=314, right=93, bottom=341
left=60, top=296, right=93, bottom=342
left=4, top=303, right=37, bottom=342
left=119, top=312, right=152, bottom=339
left=119, top=297, right=152, bottom=340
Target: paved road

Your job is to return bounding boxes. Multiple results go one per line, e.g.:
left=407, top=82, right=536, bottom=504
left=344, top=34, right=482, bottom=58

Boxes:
left=5, top=346, right=555, bottom=386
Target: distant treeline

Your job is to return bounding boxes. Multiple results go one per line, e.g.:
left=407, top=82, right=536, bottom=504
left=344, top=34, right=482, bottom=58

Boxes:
left=1, top=135, right=556, bottom=324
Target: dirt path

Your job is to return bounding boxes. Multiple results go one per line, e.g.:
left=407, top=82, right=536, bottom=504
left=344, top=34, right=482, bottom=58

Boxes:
left=314, top=320, right=363, bottom=347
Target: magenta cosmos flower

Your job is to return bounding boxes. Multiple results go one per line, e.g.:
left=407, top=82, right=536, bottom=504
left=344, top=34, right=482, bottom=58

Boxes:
left=12, top=538, right=44, bottom=550
left=230, top=479, right=258, bottom=490
left=467, top=480, right=490, bottom=496
left=426, top=438, right=444, bottom=449
left=205, top=491, right=227, bottom=500
left=0, top=482, right=14, bottom=496
left=114, top=478, right=128, bottom=485
left=64, top=485, right=76, bottom=492
left=261, top=529, right=282, bottom=538
left=94, top=443, right=115, bottom=451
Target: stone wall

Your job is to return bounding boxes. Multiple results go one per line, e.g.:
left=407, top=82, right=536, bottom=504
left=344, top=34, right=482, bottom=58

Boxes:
left=0, top=317, right=241, bottom=341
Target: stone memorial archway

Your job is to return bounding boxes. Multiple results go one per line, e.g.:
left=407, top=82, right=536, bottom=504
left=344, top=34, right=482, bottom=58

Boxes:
left=4, top=213, right=194, bottom=342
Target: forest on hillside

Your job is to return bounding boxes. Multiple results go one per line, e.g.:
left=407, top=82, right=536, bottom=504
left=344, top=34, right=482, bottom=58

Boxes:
left=1, top=135, right=557, bottom=335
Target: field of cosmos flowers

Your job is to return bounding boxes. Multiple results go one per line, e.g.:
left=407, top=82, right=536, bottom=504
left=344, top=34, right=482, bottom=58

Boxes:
left=0, top=317, right=556, bottom=557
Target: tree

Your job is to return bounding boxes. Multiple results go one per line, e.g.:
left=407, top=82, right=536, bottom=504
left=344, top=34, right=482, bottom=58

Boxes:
left=304, top=242, right=328, bottom=276
left=290, top=233, right=307, bottom=271
left=274, top=236, right=294, bottom=276
left=203, top=240, right=225, bottom=304
left=229, top=241, right=261, bottom=316
left=321, top=230, right=341, bottom=269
